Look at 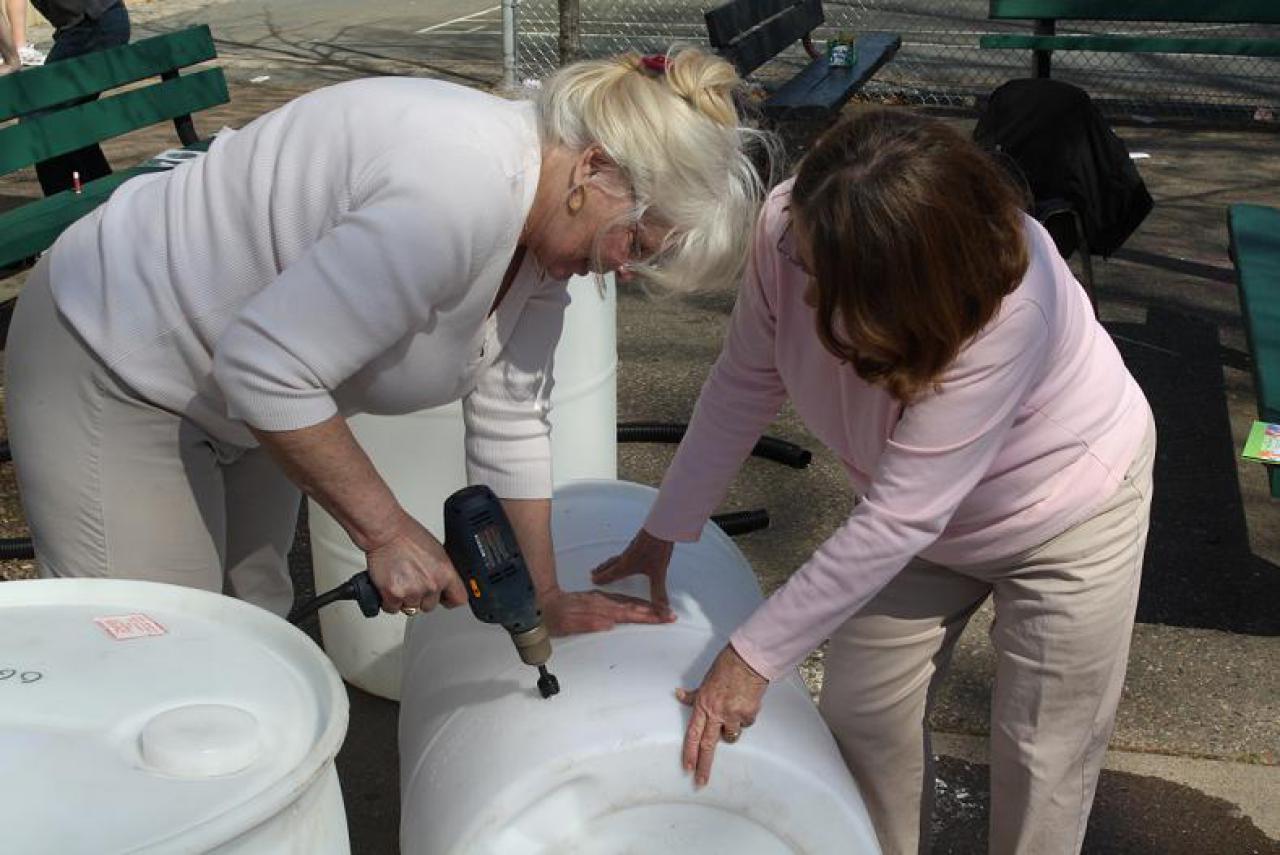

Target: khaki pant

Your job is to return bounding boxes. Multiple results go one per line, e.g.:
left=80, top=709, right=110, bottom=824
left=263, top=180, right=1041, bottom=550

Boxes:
left=5, top=256, right=298, bottom=615
left=820, top=417, right=1155, bottom=855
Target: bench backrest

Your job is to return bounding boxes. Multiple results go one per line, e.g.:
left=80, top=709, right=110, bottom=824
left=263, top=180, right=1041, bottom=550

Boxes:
left=989, top=0, right=1280, bottom=25
left=0, top=25, right=228, bottom=176
left=705, top=0, right=824, bottom=77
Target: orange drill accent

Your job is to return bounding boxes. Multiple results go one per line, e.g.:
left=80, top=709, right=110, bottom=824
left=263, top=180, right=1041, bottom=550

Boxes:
left=469, top=578, right=482, bottom=599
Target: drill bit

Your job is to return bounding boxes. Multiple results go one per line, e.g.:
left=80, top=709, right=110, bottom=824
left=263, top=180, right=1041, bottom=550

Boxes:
left=537, top=665, right=560, bottom=699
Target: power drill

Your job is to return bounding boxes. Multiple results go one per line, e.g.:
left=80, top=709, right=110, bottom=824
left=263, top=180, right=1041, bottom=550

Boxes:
left=289, top=484, right=560, bottom=699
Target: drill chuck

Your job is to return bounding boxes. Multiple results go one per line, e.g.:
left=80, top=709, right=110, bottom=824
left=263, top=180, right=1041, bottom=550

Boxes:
left=510, top=624, right=552, bottom=667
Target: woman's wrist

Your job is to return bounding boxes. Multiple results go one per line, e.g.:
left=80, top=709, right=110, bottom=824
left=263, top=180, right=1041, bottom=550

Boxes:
left=728, top=641, right=770, bottom=683
left=637, top=527, right=674, bottom=549
left=356, top=505, right=414, bottom=554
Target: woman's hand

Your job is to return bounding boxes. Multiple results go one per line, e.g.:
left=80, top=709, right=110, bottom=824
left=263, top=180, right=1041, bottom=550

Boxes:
left=677, top=644, right=769, bottom=788
left=540, top=587, right=675, bottom=635
left=364, top=512, right=468, bottom=614
left=591, top=528, right=676, bottom=615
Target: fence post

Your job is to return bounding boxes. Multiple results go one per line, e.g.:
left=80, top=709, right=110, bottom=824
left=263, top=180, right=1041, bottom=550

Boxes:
left=558, top=0, right=581, bottom=65
left=503, top=0, right=518, bottom=87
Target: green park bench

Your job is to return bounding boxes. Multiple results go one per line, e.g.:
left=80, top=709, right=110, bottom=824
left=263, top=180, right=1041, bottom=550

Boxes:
left=980, top=0, right=1280, bottom=79
left=705, top=0, right=900, bottom=124
left=1228, top=204, right=1280, bottom=498
left=0, top=24, right=228, bottom=273
left=0, top=25, right=227, bottom=559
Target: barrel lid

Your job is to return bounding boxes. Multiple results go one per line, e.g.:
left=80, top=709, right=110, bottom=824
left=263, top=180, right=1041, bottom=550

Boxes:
left=0, top=579, right=348, bottom=853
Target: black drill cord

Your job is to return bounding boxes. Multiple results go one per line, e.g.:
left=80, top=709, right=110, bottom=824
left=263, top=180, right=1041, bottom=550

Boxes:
left=287, top=580, right=357, bottom=625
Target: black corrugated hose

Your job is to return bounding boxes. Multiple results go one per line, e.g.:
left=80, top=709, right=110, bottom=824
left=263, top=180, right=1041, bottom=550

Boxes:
left=617, top=422, right=813, bottom=537
left=0, top=438, right=35, bottom=559
left=708, top=509, right=770, bottom=536
left=0, top=539, right=34, bottom=560
left=617, top=422, right=812, bottom=470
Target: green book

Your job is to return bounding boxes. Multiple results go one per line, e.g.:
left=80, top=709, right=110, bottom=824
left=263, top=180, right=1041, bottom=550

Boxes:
left=1242, top=420, right=1280, bottom=464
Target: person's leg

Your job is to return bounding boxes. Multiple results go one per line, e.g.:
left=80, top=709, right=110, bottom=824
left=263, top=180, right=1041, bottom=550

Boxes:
left=7, top=0, right=41, bottom=64
left=34, top=1, right=130, bottom=194
left=819, top=559, right=991, bottom=855
left=222, top=446, right=301, bottom=617
left=6, top=255, right=228, bottom=589
left=5, top=0, right=22, bottom=44
left=985, top=419, right=1156, bottom=854
left=0, top=4, right=19, bottom=72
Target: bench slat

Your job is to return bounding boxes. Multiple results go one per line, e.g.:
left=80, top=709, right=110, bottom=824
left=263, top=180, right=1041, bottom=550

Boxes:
left=0, top=68, right=228, bottom=174
left=989, top=0, right=1280, bottom=24
left=706, top=0, right=799, bottom=48
left=0, top=26, right=217, bottom=122
left=0, top=138, right=214, bottom=269
left=0, top=171, right=140, bottom=269
left=1228, top=204, right=1280, bottom=429
left=707, top=0, right=823, bottom=77
left=980, top=34, right=1280, bottom=58
left=764, top=32, right=900, bottom=120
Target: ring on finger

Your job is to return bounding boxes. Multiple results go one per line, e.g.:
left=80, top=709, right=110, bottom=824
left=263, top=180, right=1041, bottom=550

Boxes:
left=402, top=606, right=420, bottom=616
left=721, top=727, right=742, bottom=744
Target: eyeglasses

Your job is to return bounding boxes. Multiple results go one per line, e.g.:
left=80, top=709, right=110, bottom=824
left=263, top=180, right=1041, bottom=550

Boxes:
left=628, top=221, right=645, bottom=266
left=777, top=219, right=812, bottom=276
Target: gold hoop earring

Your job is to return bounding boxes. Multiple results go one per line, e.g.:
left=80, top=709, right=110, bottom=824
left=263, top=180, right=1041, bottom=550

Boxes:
left=567, top=184, right=586, bottom=214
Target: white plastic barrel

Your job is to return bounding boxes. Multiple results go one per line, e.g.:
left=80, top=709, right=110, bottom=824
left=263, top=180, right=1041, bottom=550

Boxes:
left=0, top=578, right=350, bottom=854
left=308, top=273, right=617, bottom=700
left=398, top=480, right=881, bottom=854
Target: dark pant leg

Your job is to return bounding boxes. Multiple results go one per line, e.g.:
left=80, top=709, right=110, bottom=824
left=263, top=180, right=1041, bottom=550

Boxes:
left=34, top=2, right=131, bottom=196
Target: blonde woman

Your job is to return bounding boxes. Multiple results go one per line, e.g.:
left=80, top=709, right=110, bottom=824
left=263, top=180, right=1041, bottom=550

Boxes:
left=7, top=49, right=767, bottom=633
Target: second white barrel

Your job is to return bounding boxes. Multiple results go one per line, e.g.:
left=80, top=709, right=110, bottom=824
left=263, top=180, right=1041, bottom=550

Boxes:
left=398, top=480, right=881, bottom=854
left=308, top=273, right=617, bottom=699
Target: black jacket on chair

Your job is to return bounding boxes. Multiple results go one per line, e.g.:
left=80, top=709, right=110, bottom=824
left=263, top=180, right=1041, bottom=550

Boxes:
left=974, top=78, right=1153, bottom=258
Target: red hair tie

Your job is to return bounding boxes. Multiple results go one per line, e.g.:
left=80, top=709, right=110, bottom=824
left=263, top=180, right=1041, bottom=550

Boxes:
left=639, top=54, right=668, bottom=74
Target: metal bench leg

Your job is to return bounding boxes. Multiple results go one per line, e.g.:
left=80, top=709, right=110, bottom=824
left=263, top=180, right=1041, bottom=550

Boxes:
left=1033, top=18, right=1055, bottom=78
left=1070, top=209, right=1098, bottom=315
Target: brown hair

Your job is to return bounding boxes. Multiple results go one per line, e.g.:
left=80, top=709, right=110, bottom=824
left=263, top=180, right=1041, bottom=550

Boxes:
left=790, top=109, right=1030, bottom=403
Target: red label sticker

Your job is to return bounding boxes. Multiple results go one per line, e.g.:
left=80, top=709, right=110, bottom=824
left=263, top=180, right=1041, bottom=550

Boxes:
left=93, top=614, right=168, bottom=640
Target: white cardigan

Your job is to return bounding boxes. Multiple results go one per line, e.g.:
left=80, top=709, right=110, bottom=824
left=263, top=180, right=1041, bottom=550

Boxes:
left=49, top=78, right=564, bottom=499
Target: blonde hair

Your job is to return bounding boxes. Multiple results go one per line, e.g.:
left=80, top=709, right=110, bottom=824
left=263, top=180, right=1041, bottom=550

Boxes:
left=535, top=46, right=773, bottom=291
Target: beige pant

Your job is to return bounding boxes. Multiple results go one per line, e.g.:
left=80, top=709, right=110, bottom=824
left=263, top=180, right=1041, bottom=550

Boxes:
left=5, top=257, right=298, bottom=615
left=820, top=418, right=1155, bottom=855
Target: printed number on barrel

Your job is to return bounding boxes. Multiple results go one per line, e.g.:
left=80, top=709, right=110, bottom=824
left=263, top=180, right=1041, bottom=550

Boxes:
left=0, top=668, right=43, bottom=684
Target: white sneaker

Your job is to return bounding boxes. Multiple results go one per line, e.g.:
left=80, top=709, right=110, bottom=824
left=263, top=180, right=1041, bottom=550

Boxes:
left=19, top=44, right=45, bottom=67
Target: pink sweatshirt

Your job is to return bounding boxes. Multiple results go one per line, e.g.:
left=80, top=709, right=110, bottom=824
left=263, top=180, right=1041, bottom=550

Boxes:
left=644, top=181, right=1152, bottom=680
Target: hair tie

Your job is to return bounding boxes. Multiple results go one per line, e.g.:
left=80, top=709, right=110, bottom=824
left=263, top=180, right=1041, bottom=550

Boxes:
left=639, top=54, right=668, bottom=75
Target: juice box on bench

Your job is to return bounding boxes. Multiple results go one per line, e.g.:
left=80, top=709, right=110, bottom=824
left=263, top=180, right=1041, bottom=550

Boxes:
left=1242, top=420, right=1280, bottom=465
left=827, top=33, right=858, bottom=68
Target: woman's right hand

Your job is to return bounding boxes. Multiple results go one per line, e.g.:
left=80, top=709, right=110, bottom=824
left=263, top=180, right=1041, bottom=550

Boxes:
left=364, top=512, right=468, bottom=615
left=591, top=528, right=676, bottom=615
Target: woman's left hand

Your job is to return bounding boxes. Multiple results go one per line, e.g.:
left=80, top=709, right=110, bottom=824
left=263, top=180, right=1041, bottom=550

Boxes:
left=676, top=644, right=769, bottom=787
left=540, top=587, right=676, bottom=635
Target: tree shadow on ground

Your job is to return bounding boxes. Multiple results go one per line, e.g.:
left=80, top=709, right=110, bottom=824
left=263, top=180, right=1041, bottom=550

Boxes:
left=931, top=756, right=1280, bottom=854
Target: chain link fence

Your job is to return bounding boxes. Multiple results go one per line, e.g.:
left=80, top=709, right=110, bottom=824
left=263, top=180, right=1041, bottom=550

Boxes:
left=513, top=1, right=1279, bottom=123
